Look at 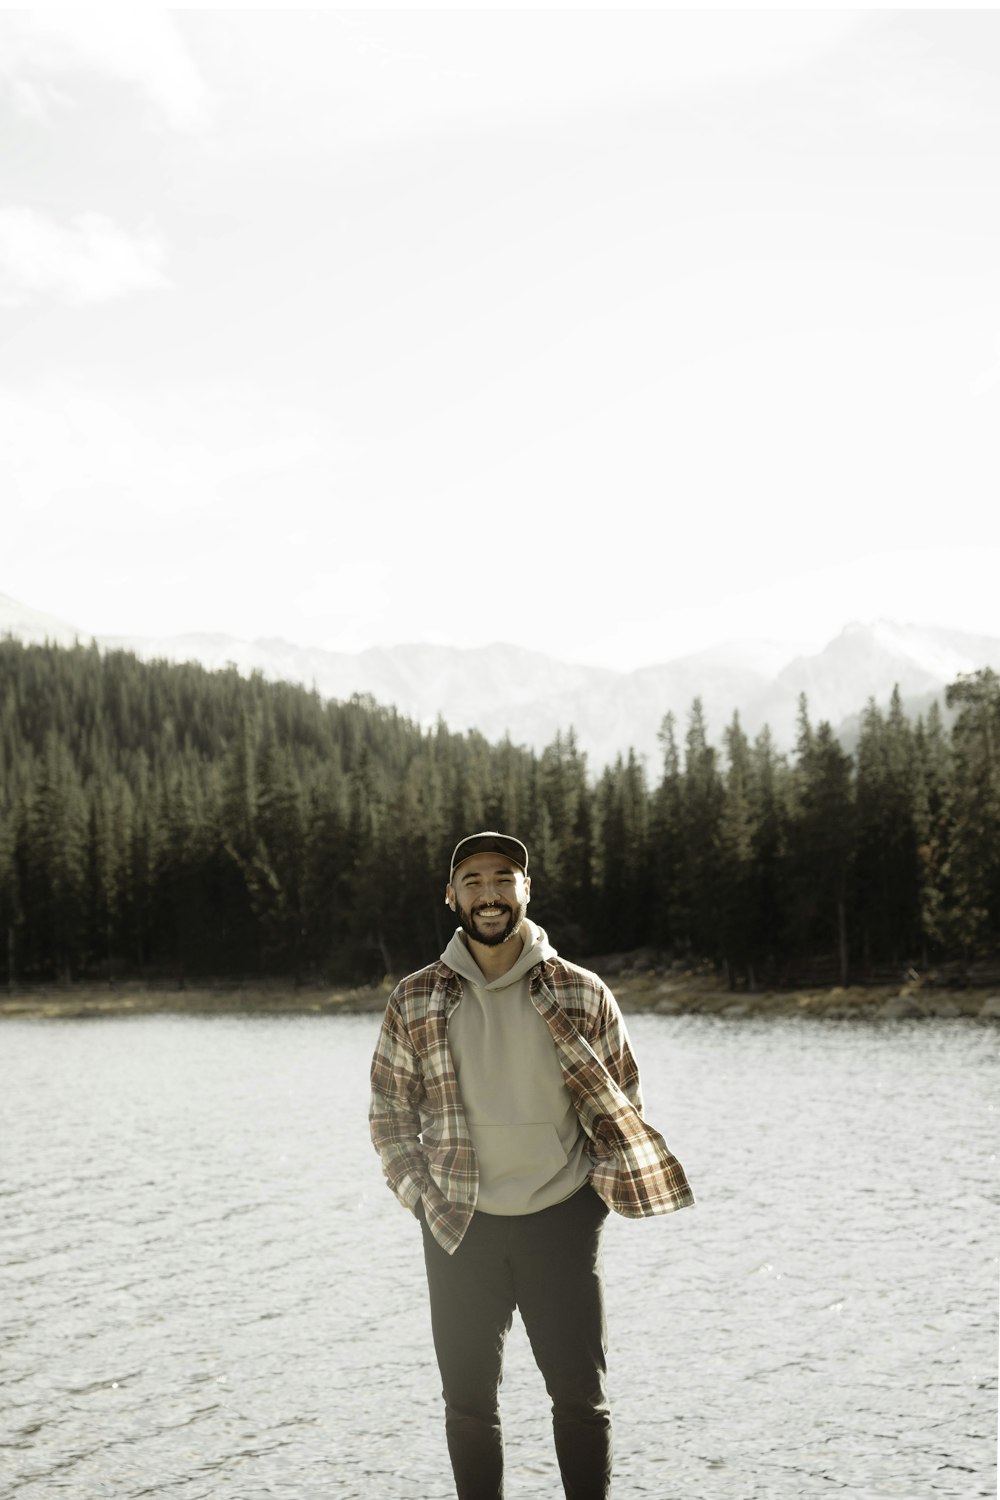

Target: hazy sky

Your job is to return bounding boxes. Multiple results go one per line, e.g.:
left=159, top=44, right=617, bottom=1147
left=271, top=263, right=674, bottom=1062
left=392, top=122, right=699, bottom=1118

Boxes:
left=3, top=9, right=999, bottom=670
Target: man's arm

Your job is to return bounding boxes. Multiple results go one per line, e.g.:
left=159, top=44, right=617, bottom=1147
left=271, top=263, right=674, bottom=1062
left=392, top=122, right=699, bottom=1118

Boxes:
left=369, top=996, right=429, bottom=1213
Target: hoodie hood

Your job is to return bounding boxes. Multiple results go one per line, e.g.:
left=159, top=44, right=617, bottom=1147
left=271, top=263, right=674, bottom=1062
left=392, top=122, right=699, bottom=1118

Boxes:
left=442, top=918, right=556, bottom=991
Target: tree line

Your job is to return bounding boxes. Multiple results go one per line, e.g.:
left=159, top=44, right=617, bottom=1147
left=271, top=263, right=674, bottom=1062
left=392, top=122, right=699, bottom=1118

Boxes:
left=1, top=638, right=999, bottom=989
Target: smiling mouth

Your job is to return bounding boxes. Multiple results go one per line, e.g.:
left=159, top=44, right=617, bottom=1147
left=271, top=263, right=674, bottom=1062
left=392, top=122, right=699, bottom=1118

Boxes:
left=475, top=905, right=510, bottom=919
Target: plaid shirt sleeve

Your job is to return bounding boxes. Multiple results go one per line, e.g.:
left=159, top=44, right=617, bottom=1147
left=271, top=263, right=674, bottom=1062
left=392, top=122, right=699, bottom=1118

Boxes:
left=534, top=961, right=695, bottom=1219
left=369, top=989, right=429, bottom=1213
left=587, top=978, right=644, bottom=1116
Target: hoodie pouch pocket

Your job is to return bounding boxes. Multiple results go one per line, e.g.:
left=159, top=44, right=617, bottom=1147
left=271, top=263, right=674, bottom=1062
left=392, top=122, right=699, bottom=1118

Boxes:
left=471, top=1122, right=569, bottom=1187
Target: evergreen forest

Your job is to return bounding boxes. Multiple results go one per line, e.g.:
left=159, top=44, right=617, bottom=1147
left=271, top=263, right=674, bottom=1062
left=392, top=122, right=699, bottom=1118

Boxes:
left=2, top=638, right=999, bottom=989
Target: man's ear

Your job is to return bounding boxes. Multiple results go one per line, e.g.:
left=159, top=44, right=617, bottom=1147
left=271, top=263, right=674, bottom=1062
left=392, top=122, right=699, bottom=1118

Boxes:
left=445, top=883, right=456, bottom=910
left=523, top=875, right=531, bottom=905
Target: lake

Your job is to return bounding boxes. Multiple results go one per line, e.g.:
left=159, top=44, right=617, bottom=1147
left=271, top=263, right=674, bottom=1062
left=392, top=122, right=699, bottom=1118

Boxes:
left=0, top=1011, right=996, bottom=1499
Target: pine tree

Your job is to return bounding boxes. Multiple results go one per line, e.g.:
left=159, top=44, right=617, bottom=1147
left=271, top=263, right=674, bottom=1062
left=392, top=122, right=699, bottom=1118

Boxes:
left=785, top=702, right=854, bottom=983
left=746, top=726, right=788, bottom=986
left=0, top=788, right=22, bottom=988
left=86, top=772, right=134, bottom=978
left=912, top=701, right=952, bottom=961
left=649, top=712, right=683, bottom=953
left=253, top=735, right=307, bottom=974
left=534, top=731, right=593, bottom=950
left=24, top=733, right=89, bottom=980
left=852, top=687, right=920, bottom=969
left=678, top=699, right=725, bottom=962
left=300, top=754, right=350, bottom=976
left=944, top=669, right=1000, bottom=956
left=717, top=713, right=757, bottom=987
left=593, top=751, right=650, bottom=953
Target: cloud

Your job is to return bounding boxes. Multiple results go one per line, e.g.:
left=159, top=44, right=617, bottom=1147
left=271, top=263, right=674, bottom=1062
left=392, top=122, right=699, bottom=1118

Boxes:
left=0, top=207, right=169, bottom=307
left=0, top=11, right=212, bottom=131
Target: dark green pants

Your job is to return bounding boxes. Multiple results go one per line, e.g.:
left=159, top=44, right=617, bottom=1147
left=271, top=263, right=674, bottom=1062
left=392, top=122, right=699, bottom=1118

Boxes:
left=420, top=1183, right=612, bottom=1500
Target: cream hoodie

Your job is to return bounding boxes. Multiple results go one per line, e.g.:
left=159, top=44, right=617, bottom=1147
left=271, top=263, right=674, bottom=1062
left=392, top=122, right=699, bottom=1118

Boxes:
left=442, top=919, right=591, bottom=1214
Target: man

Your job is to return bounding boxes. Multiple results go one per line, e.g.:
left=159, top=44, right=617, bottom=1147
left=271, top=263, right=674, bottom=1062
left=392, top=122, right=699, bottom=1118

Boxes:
left=369, top=830, right=694, bottom=1500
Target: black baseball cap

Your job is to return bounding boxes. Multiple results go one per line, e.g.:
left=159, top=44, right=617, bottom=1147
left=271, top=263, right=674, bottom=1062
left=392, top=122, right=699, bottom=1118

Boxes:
left=449, top=831, right=529, bottom=882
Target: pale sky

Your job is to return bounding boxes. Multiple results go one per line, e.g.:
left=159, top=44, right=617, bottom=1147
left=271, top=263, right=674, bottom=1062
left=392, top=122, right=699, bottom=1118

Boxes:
left=3, top=9, right=1000, bottom=671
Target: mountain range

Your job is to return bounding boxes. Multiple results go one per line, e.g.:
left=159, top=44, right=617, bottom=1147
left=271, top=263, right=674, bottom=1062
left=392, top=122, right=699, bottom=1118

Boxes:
left=3, top=591, right=999, bottom=771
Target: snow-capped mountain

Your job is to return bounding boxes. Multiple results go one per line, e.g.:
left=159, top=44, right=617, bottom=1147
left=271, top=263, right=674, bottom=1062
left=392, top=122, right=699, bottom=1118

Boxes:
left=3, top=593, right=999, bottom=770
left=744, top=620, right=1000, bottom=741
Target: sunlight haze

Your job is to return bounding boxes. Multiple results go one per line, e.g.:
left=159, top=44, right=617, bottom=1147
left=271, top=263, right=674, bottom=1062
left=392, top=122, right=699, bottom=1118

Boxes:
left=3, top=9, right=999, bottom=671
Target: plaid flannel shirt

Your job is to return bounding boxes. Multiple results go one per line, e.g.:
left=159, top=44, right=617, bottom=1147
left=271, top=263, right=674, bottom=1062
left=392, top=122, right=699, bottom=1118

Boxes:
left=369, top=953, right=695, bottom=1254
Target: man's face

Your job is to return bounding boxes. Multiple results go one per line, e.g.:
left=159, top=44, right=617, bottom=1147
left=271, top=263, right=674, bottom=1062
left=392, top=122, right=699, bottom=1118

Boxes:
left=447, top=854, right=530, bottom=947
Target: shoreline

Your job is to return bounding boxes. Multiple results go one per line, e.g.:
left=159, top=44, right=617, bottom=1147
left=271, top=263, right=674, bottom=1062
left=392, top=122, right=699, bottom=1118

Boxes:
left=2, top=976, right=998, bottom=1022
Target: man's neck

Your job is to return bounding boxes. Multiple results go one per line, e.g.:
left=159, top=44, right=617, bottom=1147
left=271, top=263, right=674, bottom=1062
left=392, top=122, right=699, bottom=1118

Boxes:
left=467, top=928, right=525, bottom=982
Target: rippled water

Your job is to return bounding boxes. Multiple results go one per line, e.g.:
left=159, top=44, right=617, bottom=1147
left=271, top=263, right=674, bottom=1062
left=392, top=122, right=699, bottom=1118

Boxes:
left=0, top=1011, right=996, bottom=1499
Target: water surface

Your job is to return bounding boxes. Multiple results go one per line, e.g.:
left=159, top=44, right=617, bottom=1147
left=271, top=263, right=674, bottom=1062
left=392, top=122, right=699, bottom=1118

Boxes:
left=1, top=1012, right=996, bottom=1498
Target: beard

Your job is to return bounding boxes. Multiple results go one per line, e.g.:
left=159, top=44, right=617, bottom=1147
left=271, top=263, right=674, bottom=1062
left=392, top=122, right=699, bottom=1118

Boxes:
left=455, top=896, right=527, bottom=947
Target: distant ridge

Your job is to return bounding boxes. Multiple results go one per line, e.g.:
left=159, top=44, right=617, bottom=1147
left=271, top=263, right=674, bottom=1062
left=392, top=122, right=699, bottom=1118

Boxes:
left=3, top=592, right=999, bottom=770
